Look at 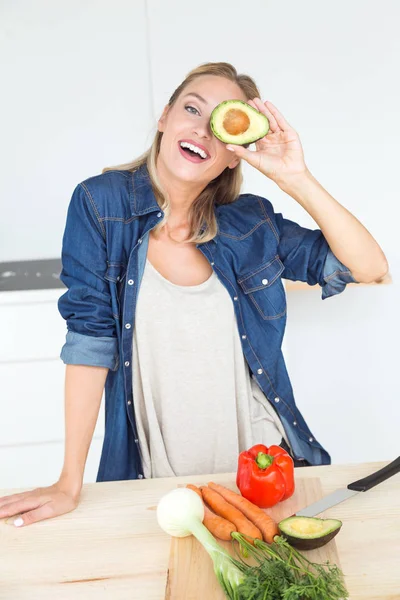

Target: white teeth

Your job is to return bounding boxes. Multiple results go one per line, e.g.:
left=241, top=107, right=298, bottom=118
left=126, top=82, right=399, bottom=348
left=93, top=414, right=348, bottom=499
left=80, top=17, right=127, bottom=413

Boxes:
left=180, top=141, right=208, bottom=159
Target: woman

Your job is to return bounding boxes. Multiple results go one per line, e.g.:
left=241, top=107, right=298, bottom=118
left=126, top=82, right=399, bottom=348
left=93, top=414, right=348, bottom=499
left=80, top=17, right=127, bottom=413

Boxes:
left=0, top=62, right=388, bottom=527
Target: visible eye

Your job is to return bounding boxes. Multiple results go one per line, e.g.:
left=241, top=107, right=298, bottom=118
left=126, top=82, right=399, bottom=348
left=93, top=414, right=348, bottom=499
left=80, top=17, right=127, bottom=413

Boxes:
left=185, top=105, right=200, bottom=116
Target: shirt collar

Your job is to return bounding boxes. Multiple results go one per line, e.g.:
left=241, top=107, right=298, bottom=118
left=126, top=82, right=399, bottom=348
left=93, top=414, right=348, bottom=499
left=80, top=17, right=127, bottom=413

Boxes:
left=129, top=163, right=161, bottom=216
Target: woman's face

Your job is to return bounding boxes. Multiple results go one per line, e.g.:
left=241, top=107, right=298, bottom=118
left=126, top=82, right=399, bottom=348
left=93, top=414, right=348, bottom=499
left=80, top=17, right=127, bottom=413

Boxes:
left=157, top=75, right=249, bottom=185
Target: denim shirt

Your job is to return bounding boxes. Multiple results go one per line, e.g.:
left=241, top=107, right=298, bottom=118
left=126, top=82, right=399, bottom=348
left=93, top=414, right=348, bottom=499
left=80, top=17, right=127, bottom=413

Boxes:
left=58, top=164, right=357, bottom=481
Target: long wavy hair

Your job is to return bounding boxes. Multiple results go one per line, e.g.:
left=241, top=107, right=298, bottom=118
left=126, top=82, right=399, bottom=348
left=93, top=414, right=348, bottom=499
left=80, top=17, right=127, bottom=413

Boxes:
left=103, top=62, right=261, bottom=243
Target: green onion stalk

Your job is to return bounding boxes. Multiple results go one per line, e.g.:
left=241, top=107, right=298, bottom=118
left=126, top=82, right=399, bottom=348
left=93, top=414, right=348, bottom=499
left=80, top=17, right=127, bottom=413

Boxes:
left=189, top=516, right=246, bottom=599
left=157, top=488, right=246, bottom=599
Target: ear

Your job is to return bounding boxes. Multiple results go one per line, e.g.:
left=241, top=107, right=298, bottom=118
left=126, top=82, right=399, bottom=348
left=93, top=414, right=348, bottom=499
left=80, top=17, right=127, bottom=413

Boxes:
left=228, top=157, right=241, bottom=169
left=157, top=104, right=170, bottom=133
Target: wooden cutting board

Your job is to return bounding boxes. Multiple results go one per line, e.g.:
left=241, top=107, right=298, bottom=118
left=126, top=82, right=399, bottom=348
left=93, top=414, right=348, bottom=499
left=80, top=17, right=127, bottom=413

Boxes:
left=165, top=477, right=341, bottom=600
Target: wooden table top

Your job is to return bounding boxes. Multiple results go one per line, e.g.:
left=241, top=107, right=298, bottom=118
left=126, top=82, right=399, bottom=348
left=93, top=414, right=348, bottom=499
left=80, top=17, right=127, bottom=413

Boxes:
left=0, top=461, right=399, bottom=599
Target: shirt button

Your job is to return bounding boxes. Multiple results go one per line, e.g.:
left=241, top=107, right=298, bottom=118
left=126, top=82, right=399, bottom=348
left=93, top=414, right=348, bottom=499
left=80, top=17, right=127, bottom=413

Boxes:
left=262, top=278, right=269, bottom=285
left=125, top=323, right=131, bottom=329
left=128, top=279, right=134, bottom=285
left=257, top=368, right=262, bottom=374
left=125, top=361, right=130, bottom=367
left=138, top=474, right=144, bottom=479
left=309, top=437, right=314, bottom=442
left=211, top=262, right=215, bottom=266
left=138, top=238, right=142, bottom=244
left=233, top=296, right=238, bottom=301
left=293, top=421, right=297, bottom=426
left=274, top=397, right=280, bottom=403
left=157, top=212, right=162, bottom=218
left=116, top=276, right=120, bottom=282
left=134, top=438, right=139, bottom=444
left=241, top=335, right=247, bottom=340
left=127, top=400, right=132, bottom=405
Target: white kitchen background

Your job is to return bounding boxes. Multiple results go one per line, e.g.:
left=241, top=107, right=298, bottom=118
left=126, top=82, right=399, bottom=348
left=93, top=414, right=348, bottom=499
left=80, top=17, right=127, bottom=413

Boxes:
left=1, top=0, right=399, bottom=489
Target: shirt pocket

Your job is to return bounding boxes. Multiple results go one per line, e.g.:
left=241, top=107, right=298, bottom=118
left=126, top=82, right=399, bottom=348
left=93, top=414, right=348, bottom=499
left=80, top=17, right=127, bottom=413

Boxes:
left=237, top=256, right=286, bottom=320
left=105, top=262, right=127, bottom=302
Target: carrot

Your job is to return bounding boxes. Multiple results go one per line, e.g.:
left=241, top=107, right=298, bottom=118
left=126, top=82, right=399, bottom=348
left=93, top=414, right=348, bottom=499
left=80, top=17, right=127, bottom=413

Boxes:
left=208, top=481, right=279, bottom=544
left=186, top=484, right=237, bottom=541
left=200, top=485, right=262, bottom=545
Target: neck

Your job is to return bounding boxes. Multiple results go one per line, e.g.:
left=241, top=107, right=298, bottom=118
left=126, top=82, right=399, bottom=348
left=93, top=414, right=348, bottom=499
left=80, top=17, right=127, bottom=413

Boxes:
left=156, top=156, right=206, bottom=226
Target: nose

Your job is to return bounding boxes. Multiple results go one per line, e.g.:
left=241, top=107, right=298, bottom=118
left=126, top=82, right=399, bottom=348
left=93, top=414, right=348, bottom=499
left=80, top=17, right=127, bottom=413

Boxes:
left=193, top=117, right=212, bottom=140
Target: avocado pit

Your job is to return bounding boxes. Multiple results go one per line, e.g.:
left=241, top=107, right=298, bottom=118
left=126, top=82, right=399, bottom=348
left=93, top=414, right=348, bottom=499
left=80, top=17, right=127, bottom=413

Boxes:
left=223, top=109, right=251, bottom=136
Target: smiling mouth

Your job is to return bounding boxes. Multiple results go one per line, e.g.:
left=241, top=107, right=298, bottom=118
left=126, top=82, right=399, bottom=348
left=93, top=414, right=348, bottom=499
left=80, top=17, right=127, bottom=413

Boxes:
left=178, top=141, right=211, bottom=163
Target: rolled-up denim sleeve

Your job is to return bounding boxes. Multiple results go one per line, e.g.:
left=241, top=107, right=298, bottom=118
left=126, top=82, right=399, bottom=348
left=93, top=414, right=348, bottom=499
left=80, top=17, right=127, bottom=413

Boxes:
left=259, top=197, right=358, bottom=299
left=58, top=183, right=118, bottom=370
left=60, top=331, right=118, bottom=370
left=321, top=248, right=359, bottom=299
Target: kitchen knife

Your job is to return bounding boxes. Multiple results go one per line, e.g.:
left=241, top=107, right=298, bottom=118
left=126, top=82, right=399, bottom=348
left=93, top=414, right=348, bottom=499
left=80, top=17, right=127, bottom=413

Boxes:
left=295, top=456, right=400, bottom=517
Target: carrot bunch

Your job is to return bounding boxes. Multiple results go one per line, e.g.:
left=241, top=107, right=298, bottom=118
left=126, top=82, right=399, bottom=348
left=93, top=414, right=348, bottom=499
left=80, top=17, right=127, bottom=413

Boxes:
left=186, top=482, right=279, bottom=545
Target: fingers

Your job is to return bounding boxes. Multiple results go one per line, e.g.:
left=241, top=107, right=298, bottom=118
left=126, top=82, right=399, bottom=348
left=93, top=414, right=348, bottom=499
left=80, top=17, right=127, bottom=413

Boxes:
left=0, top=492, right=26, bottom=506
left=0, top=495, right=42, bottom=520
left=250, top=98, right=280, bottom=132
left=264, top=100, right=292, bottom=131
left=249, top=97, right=293, bottom=133
left=15, top=502, right=54, bottom=527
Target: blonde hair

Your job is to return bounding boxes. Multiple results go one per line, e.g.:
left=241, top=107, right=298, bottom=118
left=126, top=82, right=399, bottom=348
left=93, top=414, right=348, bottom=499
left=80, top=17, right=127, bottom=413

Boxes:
left=103, top=62, right=261, bottom=243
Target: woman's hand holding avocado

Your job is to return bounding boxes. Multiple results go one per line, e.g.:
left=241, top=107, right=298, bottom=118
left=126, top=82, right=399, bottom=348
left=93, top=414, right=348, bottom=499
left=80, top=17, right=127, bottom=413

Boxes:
left=222, top=96, right=388, bottom=282
left=225, top=98, right=308, bottom=186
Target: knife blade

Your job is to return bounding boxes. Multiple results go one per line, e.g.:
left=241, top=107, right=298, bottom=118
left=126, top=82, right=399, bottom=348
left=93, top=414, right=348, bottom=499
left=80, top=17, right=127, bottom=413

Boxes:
left=295, top=456, right=400, bottom=517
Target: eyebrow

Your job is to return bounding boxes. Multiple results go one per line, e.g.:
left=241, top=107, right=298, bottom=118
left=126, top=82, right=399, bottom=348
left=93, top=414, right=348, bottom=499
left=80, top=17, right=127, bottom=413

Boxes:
left=183, top=92, right=208, bottom=104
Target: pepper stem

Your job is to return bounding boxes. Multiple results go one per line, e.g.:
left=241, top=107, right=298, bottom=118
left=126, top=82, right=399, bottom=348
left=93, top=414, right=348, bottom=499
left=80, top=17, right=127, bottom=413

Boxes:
left=255, top=452, right=273, bottom=469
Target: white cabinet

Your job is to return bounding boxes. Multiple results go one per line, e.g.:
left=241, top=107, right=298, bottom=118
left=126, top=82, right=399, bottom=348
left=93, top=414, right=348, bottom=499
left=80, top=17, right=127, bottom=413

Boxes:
left=0, top=289, right=104, bottom=490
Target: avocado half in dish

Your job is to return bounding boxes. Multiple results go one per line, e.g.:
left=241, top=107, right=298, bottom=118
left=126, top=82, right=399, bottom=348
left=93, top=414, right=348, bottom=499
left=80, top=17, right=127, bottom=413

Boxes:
left=278, top=516, right=342, bottom=550
left=210, top=100, right=269, bottom=145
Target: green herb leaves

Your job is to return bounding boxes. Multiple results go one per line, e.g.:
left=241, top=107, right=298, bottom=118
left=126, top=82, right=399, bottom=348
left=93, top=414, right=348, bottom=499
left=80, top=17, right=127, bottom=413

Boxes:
left=231, top=534, right=348, bottom=600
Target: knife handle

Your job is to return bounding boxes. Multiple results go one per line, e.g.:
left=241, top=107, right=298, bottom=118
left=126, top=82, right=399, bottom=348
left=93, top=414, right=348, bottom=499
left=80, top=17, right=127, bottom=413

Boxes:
left=347, top=456, right=400, bottom=492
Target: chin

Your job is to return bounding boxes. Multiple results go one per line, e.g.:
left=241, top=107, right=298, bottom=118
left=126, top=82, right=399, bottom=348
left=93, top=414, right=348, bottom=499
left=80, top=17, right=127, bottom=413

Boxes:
left=165, top=158, right=209, bottom=183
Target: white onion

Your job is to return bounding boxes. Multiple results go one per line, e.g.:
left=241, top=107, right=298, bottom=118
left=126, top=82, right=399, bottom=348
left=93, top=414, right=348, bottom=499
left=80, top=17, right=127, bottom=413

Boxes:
left=156, top=488, right=205, bottom=537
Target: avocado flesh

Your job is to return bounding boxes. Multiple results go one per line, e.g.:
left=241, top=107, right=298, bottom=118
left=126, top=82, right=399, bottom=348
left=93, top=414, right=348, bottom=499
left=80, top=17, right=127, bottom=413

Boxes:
left=210, top=100, right=270, bottom=145
left=278, top=516, right=342, bottom=550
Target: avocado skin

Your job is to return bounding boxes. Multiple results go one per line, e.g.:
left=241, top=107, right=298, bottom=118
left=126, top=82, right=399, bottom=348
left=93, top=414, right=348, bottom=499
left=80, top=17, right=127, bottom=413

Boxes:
left=278, top=516, right=342, bottom=550
left=210, top=100, right=269, bottom=145
left=280, top=527, right=341, bottom=550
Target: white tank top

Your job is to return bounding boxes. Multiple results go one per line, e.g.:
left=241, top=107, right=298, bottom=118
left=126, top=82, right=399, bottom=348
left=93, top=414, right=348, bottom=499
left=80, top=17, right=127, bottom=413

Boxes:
left=132, top=259, right=288, bottom=479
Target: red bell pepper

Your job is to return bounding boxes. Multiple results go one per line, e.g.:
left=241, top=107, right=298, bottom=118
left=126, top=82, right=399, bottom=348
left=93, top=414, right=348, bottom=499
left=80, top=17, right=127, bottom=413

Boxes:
left=236, top=444, right=295, bottom=508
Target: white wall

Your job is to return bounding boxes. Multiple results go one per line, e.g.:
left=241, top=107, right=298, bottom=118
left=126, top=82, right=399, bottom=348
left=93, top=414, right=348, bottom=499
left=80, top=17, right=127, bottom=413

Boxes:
left=0, top=0, right=153, bottom=262
left=1, top=0, right=399, bottom=489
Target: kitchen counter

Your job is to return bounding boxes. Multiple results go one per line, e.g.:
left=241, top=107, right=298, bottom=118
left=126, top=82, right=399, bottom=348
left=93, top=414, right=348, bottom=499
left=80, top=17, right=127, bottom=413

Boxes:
left=0, top=461, right=399, bottom=599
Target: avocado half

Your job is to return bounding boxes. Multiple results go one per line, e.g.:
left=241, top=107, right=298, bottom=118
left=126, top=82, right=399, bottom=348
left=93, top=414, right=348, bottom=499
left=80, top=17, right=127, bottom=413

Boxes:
left=278, top=516, right=342, bottom=550
left=210, top=100, right=270, bottom=145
